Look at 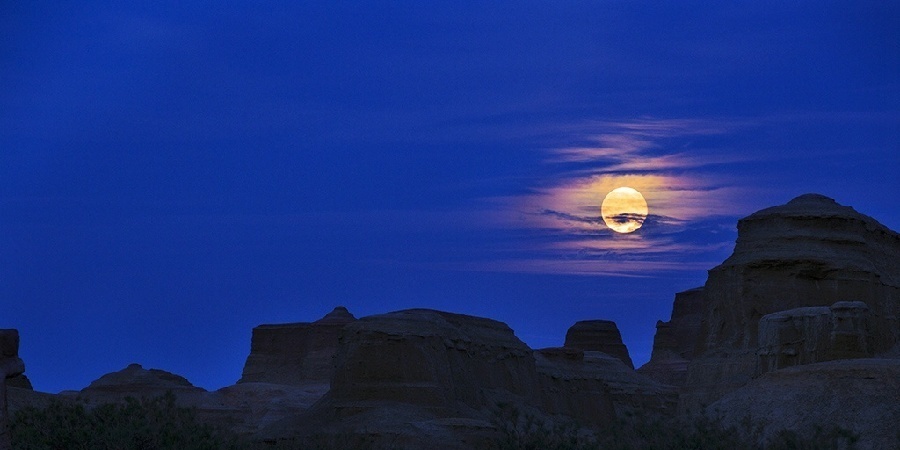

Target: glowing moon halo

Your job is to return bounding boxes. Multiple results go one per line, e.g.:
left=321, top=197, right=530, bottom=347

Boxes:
left=601, top=187, right=648, bottom=233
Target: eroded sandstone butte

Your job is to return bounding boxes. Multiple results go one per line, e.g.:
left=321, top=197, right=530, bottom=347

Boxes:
left=0, top=330, right=25, bottom=450
left=258, top=309, right=680, bottom=448
left=682, top=193, right=900, bottom=411
left=239, top=306, right=355, bottom=385
left=257, top=309, right=673, bottom=448
left=636, top=287, right=704, bottom=386
left=564, top=319, right=634, bottom=369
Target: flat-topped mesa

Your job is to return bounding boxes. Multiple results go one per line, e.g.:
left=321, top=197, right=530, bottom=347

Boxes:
left=637, top=287, right=704, bottom=386
left=683, top=194, right=900, bottom=411
left=239, top=306, right=356, bottom=385
left=262, top=308, right=624, bottom=447
left=326, top=309, right=540, bottom=414
left=564, top=320, right=634, bottom=369
left=701, top=194, right=900, bottom=355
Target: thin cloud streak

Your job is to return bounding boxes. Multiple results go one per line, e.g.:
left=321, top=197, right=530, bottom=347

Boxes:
left=444, top=258, right=722, bottom=277
left=470, top=117, right=771, bottom=276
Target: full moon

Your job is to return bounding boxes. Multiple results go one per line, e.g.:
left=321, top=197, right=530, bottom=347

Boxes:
left=601, top=187, right=649, bottom=233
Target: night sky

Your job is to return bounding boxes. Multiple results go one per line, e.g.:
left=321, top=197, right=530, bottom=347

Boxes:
left=2, top=2, right=898, bottom=394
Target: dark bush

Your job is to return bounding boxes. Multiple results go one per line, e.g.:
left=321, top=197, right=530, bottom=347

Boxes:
left=11, top=392, right=241, bottom=450
left=487, top=403, right=860, bottom=450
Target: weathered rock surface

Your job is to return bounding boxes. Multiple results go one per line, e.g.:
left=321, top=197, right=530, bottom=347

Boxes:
left=564, top=320, right=634, bottom=368
left=756, top=301, right=874, bottom=375
left=0, top=331, right=25, bottom=380
left=196, top=382, right=328, bottom=436
left=79, top=363, right=206, bottom=403
left=240, top=306, right=356, bottom=386
left=683, top=194, right=900, bottom=411
left=6, top=375, right=31, bottom=390
left=637, top=287, right=704, bottom=386
left=0, top=330, right=26, bottom=450
left=707, top=359, right=900, bottom=450
left=535, top=347, right=675, bottom=418
left=534, top=347, right=617, bottom=421
left=259, top=309, right=620, bottom=449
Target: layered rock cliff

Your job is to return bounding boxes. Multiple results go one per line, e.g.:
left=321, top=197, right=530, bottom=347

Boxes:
left=0, top=330, right=25, bottom=450
left=259, top=309, right=553, bottom=448
left=755, top=300, right=874, bottom=375
left=239, top=306, right=356, bottom=385
left=564, top=320, right=634, bottom=369
left=636, top=287, right=704, bottom=386
left=682, top=194, right=900, bottom=410
left=8, top=193, right=898, bottom=447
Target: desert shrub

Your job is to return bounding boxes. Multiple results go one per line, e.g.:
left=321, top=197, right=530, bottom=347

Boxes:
left=489, top=402, right=598, bottom=450
left=598, top=411, right=750, bottom=450
left=486, top=403, right=860, bottom=450
left=10, top=392, right=242, bottom=450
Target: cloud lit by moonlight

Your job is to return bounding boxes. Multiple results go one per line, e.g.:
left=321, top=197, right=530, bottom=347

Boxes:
left=601, top=187, right=648, bottom=233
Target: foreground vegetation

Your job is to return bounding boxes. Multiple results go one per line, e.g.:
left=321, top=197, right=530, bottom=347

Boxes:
left=10, top=393, right=242, bottom=450
left=10, top=395, right=861, bottom=449
left=489, top=403, right=859, bottom=450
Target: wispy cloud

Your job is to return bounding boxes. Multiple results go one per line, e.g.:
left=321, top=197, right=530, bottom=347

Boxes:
left=476, top=117, right=767, bottom=276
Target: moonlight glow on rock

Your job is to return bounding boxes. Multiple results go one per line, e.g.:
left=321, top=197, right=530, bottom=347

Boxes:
left=601, top=187, right=648, bottom=233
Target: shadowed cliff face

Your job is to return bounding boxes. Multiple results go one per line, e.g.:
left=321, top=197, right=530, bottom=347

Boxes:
left=636, top=287, right=704, bottom=386
left=564, top=320, right=634, bottom=369
left=1, top=330, right=25, bottom=450
left=240, top=306, right=356, bottom=385
left=683, top=194, right=900, bottom=410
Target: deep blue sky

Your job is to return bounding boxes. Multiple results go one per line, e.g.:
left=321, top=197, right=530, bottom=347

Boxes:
left=2, top=2, right=898, bottom=393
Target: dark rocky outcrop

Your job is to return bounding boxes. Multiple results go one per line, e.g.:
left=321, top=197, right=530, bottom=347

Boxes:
left=756, top=301, right=874, bottom=375
left=79, top=363, right=206, bottom=403
left=0, top=330, right=25, bottom=450
left=259, top=309, right=630, bottom=448
left=9, top=193, right=899, bottom=447
left=258, top=309, right=543, bottom=448
left=533, top=347, right=617, bottom=420
left=564, top=320, right=634, bottom=368
left=239, top=306, right=356, bottom=385
left=535, top=347, right=675, bottom=418
left=636, top=287, right=704, bottom=386
left=682, top=194, right=900, bottom=411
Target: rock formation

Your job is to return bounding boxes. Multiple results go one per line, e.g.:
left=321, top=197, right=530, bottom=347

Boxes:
left=6, top=375, right=31, bottom=390
left=535, top=347, right=675, bottom=418
left=78, top=363, right=206, bottom=404
left=636, top=287, right=704, bottom=385
left=258, top=309, right=543, bottom=448
left=829, top=300, right=876, bottom=360
left=682, top=193, right=900, bottom=411
left=756, top=306, right=832, bottom=374
left=533, top=347, right=617, bottom=420
left=258, top=309, right=630, bottom=448
left=9, top=192, right=899, bottom=447
left=564, top=320, right=634, bottom=368
left=756, top=301, right=874, bottom=375
left=239, top=306, right=356, bottom=385
left=0, top=330, right=25, bottom=450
